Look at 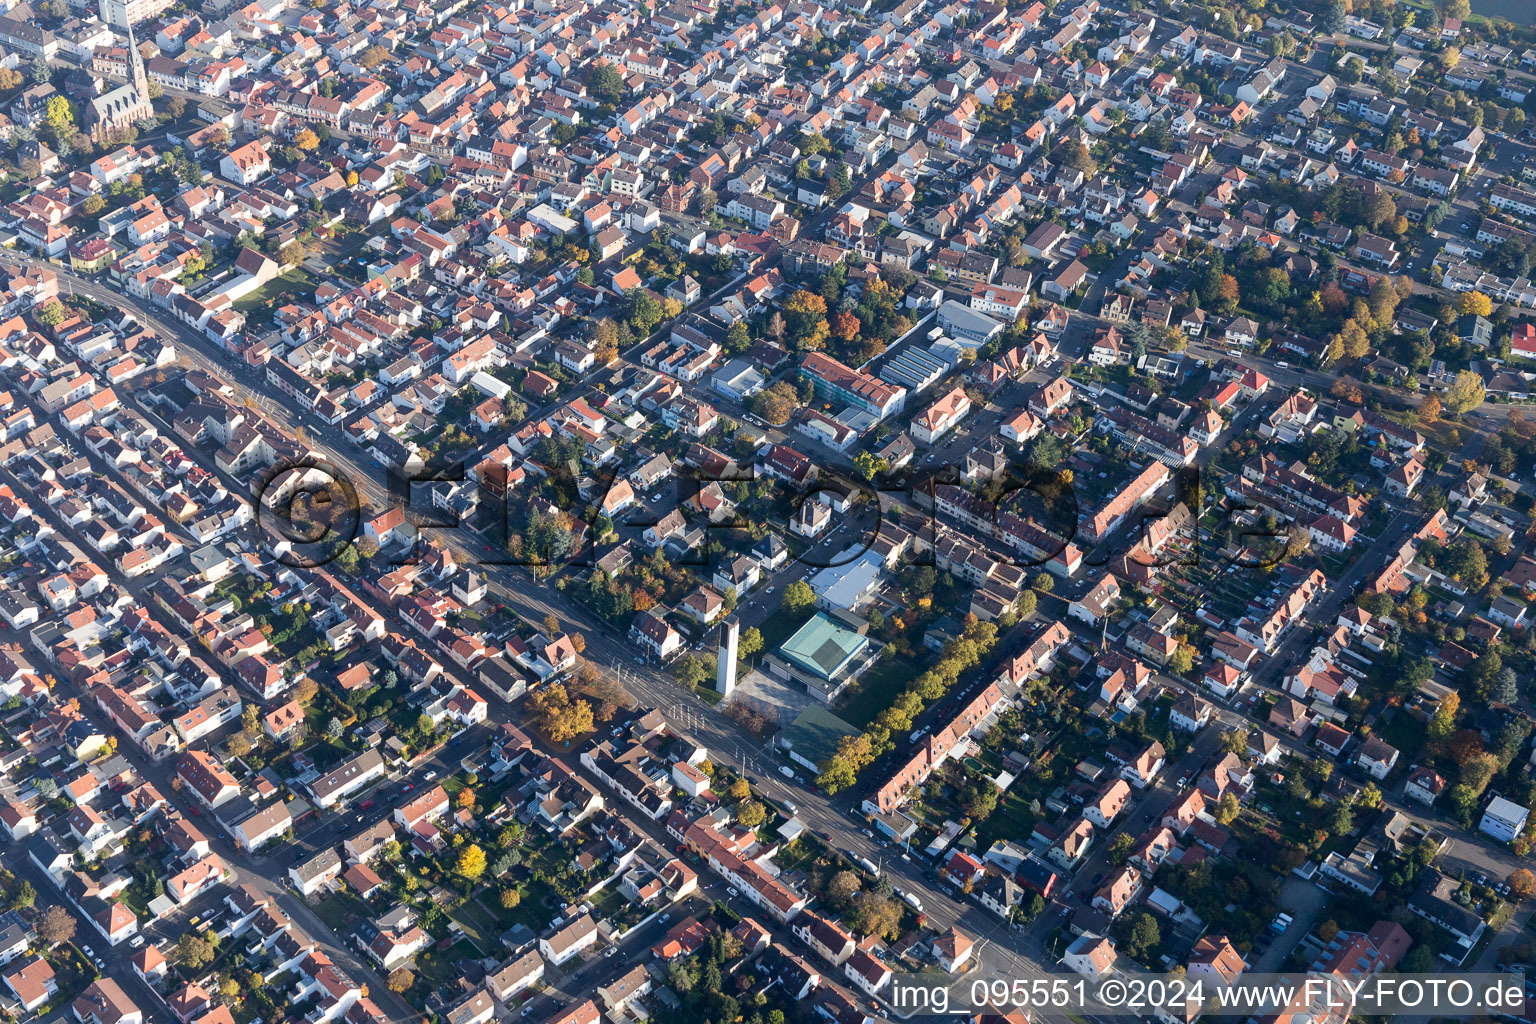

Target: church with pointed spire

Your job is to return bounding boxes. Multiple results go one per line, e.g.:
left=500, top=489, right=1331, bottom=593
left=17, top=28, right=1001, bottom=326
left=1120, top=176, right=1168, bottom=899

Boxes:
left=87, top=17, right=154, bottom=144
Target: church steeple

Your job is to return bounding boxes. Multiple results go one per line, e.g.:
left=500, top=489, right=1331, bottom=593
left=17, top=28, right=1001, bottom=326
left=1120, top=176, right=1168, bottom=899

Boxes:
left=126, top=18, right=148, bottom=99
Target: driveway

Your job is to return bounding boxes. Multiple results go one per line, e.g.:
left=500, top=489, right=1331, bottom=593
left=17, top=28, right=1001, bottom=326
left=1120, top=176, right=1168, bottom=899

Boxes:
left=1249, top=876, right=1327, bottom=971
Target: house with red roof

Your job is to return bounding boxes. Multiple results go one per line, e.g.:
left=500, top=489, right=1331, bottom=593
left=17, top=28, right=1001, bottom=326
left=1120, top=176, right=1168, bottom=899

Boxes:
left=1513, top=322, right=1536, bottom=358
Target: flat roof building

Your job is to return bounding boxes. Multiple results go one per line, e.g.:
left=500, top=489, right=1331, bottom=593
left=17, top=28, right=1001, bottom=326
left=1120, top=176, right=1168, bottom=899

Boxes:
left=937, top=299, right=1004, bottom=345
left=1480, top=795, right=1529, bottom=843
left=766, top=611, right=875, bottom=703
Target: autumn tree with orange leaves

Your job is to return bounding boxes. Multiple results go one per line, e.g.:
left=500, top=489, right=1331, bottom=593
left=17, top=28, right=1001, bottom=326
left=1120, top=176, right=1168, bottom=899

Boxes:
left=831, top=310, right=860, bottom=342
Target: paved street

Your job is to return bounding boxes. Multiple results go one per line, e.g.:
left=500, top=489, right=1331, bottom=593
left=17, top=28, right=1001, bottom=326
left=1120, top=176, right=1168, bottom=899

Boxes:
left=4, top=62, right=1533, bottom=1015
left=0, top=454, right=422, bottom=1021
left=14, top=252, right=1074, bottom=1010
left=43, top=236, right=1523, bottom=1016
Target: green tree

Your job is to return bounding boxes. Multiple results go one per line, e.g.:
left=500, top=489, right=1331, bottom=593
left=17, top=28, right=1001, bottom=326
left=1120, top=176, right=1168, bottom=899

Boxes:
left=36, top=300, right=66, bottom=327
left=672, top=654, right=712, bottom=690
left=750, top=381, right=799, bottom=425
left=1323, top=0, right=1346, bottom=32
left=455, top=843, right=487, bottom=880
left=816, top=754, right=857, bottom=793
left=826, top=870, right=862, bottom=907
left=1442, top=538, right=1489, bottom=589
left=781, top=580, right=815, bottom=614
left=847, top=892, right=903, bottom=940
left=963, top=784, right=998, bottom=820
left=852, top=451, right=888, bottom=480
left=44, top=95, right=72, bottom=143
left=825, top=162, right=850, bottom=201
left=1442, top=370, right=1486, bottom=417
left=334, top=543, right=360, bottom=576
left=624, top=289, right=663, bottom=335
left=1122, top=912, right=1160, bottom=959
left=587, top=61, right=625, bottom=105
left=1428, top=691, right=1459, bottom=745
left=178, top=931, right=214, bottom=967
left=1493, top=667, right=1520, bottom=705
left=725, top=320, right=750, bottom=353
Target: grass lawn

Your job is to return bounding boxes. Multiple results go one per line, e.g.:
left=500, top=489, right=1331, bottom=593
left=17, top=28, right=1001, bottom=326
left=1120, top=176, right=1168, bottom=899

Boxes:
left=485, top=865, right=565, bottom=939
left=232, top=267, right=318, bottom=313
left=119, top=887, right=149, bottom=920
left=974, top=789, right=1037, bottom=852
left=36, top=946, right=98, bottom=1019
left=1414, top=419, right=1467, bottom=453
left=415, top=945, right=458, bottom=983
left=304, top=736, right=356, bottom=771
left=499, top=877, right=559, bottom=933
left=774, top=837, right=824, bottom=875
left=835, top=648, right=928, bottom=730
left=313, top=891, right=371, bottom=931
left=588, top=884, right=627, bottom=921
left=1318, top=552, right=1350, bottom=577
left=756, top=607, right=812, bottom=656
left=450, top=899, right=500, bottom=950
left=477, top=775, right=519, bottom=810
left=1376, top=713, right=1424, bottom=760
left=447, top=937, right=482, bottom=961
